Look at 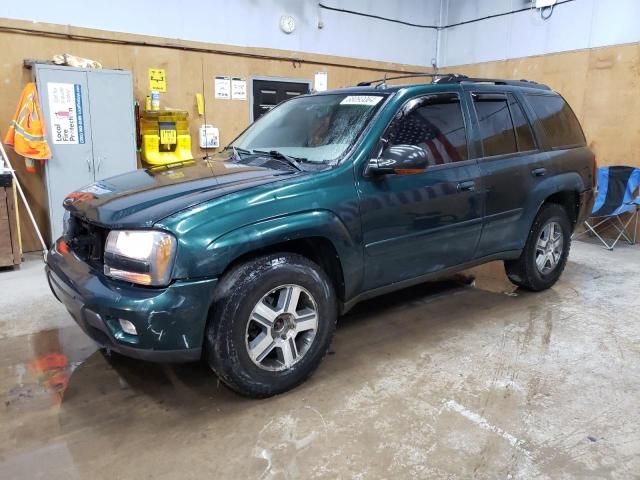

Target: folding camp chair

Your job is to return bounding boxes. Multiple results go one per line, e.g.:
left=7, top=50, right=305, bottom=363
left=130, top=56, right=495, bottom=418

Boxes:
left=575, top=166, right=640, bottom=250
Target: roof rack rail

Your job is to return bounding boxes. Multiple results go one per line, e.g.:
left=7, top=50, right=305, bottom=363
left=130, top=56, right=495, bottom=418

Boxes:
left=435, top=75, right=551, bottom=90
left=356, top=73, right=463, bottom=87
left=355, top=73, right=551, bottom=91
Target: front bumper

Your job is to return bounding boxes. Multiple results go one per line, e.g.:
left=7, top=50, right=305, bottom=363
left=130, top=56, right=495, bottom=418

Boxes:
left=46, top=243, right=218, bottom=363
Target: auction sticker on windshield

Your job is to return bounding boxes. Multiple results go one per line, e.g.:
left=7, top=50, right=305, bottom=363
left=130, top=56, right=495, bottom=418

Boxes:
left=340, top=95, right=384, bottom=106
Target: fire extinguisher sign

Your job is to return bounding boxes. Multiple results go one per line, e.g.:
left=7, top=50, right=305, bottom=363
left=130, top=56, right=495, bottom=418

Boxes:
left=47, top=82, right=85, bottom=145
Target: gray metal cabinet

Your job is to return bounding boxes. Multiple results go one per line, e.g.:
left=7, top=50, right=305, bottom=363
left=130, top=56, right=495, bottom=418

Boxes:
left=34, top=65, right=136, bottom=241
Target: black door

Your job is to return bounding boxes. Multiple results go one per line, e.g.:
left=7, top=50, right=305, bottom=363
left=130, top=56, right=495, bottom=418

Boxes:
left=252, top=79, right=310, bottom=121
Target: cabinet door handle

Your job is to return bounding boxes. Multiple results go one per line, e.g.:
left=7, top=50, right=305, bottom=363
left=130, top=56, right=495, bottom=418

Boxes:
left=86, top=157, right=92, bottom=172
left=457, top=180, right=476, bottom=192
left=532, top=167, right=546, bottom=177
left=96, top=155, right=102, bottom=172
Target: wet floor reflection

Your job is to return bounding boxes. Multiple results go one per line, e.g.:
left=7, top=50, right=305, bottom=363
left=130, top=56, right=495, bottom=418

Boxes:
left=3, top=327, right=95, bottom=412
left=1, top=271, right=512, bottom=416
left=3, top=275, right=478, bottom=412
left=2, top=243, right=636, bottom=479
left=0, top=272, right=519, bottom=478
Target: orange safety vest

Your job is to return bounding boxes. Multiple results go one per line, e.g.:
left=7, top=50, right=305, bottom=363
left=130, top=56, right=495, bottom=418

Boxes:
left=4, top=82, right=51, bottom=163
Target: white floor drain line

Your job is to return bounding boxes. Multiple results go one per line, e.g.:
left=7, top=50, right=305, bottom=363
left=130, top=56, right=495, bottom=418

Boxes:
left=444, top=400, right=531, bottom=457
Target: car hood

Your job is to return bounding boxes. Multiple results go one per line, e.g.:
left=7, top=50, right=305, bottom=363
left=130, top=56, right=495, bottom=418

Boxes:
left=63, top=156, right=297, bottom=228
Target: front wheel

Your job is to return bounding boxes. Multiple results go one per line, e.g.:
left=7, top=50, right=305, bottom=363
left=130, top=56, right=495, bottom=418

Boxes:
left=206, top=253, right=337, bottom=398
left=505, top=203, right=572, bottom=291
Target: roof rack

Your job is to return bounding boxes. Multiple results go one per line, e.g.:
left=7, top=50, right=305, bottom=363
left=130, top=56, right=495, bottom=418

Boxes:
left=356, top=73, right=550, bottom=90
left=356, top=73, right=461, bottom=87
left=435, top=75, right=551, bottom=90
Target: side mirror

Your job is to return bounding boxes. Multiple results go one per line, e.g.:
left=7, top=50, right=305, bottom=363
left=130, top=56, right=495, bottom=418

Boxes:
left=366, top=144, right=429, bottom=176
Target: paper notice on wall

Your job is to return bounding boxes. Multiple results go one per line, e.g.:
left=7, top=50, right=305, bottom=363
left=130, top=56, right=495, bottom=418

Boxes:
left=148, top=68, right=167, bottom=92
left=214, top=76, right=231, bottom=99
left=231, top=78, right=247, bottom=100
left=47, top=82, right=85, bottom=144
left=314, top=71, right=328, bottom=92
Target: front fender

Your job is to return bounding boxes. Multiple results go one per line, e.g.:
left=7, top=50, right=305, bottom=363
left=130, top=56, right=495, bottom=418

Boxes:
left=197, top=210, right=363, bottom=296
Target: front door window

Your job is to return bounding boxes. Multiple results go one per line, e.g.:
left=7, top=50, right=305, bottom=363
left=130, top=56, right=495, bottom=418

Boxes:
left=385, top=93, right=468, bottom=166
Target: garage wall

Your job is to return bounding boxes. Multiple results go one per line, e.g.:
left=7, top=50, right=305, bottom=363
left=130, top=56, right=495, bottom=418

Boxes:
left=448, top=42, right=640, bottom=168
left=3, top=1, right=639, bottom=253
left=0, top=18, right=430, bottom=252
left=1, top=0, right=440, bottom=66
left=436, top=0, right=640, bottom=169
left=449, top=41, right=640, bottom=238
left=439, top=0, right=640, bottom=66
left=439, top=0, right=640, bottom=239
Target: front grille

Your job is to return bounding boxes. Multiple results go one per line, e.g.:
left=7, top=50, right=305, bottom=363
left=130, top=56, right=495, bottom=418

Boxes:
left=65, top=215, right=109, bottom=268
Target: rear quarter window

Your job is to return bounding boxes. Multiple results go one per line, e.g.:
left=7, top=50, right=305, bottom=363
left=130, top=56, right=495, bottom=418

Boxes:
left=526, top=94, right=585, bottom=149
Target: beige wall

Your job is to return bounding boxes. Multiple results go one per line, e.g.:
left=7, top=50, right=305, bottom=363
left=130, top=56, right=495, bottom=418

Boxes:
left=449, top=42, right=640, bottom=168
left=2, top=17, right=638, bottom=252
left=0, top=19, right=429, bottom=252
left=448, top=42, right=640, bottom=239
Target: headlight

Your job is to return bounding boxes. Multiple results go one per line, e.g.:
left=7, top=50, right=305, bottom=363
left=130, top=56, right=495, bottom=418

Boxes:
left=104, top=230, right=177, bottom=286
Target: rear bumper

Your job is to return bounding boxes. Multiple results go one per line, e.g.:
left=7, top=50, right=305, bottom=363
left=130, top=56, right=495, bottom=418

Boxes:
left=46, top=242, right=218, bottom=363
left=576, top=188, right=595, bottom=225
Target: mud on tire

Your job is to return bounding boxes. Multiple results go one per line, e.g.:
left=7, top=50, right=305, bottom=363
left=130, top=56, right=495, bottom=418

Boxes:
left=505, top=203, right=572, bottom=292
left=205, top=253, right=337, bottom=398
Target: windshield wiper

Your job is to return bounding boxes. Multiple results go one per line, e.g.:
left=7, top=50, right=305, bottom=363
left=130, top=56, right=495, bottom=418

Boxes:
left=252, top=149, right=304, bottom=171
left=222, top=145, right=252, bottom=162
left=223, top=145, right=252, bottom=154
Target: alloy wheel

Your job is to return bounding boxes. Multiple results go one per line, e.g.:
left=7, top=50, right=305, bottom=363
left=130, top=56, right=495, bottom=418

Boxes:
left=245, top=284, right=319, bottom=371
left=535, top=221, right=564, bottom=275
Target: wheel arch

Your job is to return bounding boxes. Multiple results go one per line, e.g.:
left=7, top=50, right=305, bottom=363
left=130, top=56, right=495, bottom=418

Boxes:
left=206, top=210, right=362, bottom=301
left=544, top=190, right=580, bottom=226
left=526, top=172, right=586, bottom=232
left=220, top=236, right=347, bottom=301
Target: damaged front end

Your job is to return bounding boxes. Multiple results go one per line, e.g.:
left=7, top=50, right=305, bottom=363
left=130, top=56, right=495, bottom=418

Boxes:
left=45, top=238, right=218, bottom=362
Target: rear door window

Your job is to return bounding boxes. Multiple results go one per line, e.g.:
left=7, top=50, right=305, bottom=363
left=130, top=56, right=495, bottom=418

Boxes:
left=526, top=94, right=585, bottom=148
left=472, top=93, right=517, bottom=157
left=507, top=94, right=536, bottom=152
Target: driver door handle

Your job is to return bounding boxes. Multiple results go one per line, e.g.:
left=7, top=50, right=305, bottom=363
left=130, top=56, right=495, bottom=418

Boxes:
left=457, top=180, right=476, bottom=192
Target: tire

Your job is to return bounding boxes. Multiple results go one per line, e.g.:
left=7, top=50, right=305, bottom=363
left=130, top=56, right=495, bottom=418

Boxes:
left=205, top=253, right=337, bottom=398
left=505, top=203, right=572, bottom=291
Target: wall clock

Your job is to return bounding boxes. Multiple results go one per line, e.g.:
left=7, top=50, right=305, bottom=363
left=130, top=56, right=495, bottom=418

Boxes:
left=280, top=15, right=296, bottom=34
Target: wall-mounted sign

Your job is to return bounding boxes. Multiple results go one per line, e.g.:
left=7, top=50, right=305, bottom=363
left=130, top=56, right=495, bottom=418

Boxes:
left=231, top=78, right=247, bottom=100
left=314, top=71, right=328, bottom=92
left=148, top=68, right=167, bottom=92
left=215, top=76, right=231, bottom=99
left=47, top=82, right=85, bottom=145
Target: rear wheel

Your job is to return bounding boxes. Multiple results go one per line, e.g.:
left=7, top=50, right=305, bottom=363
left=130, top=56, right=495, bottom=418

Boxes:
left=206, top=253, right=337, bottom=398
left=505, top=203, right=572, bottom=291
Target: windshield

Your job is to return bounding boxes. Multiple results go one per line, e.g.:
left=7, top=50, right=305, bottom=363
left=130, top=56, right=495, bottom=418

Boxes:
left=231, top=93, right=387, bottom=164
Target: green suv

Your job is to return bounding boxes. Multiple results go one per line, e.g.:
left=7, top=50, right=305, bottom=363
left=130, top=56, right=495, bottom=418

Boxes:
left=46, top=74, right=595, bottom=397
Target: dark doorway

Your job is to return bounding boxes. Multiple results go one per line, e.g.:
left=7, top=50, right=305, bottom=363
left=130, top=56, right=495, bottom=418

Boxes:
left=252, top=79, right=310, bottom=121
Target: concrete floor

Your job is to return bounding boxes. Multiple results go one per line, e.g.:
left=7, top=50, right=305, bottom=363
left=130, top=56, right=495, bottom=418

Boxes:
left=0, top=240, right=639, bottom=479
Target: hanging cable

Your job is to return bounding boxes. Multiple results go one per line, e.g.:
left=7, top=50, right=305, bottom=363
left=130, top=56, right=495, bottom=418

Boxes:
left=317, top=3, right=439, bottom=29
left=541, top=5, right=555, bottom=20
left=319, top=0, right=578, bottom=29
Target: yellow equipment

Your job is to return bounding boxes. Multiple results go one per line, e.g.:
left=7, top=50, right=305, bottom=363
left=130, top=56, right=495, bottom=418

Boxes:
left=140, top=110, right=193, bottom=166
